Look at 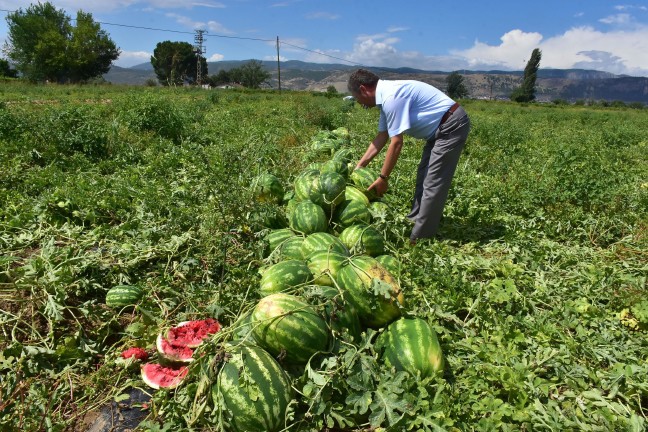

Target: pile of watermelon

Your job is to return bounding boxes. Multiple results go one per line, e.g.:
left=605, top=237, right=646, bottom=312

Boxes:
left=118, top=127, right=445, bottom=432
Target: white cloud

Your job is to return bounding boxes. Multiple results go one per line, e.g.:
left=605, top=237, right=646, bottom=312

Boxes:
left=164, top=12, right=232, bottom=33
left=208, top=53, right=224, bottom=61
left=599, top=13, right=632, bottom=25
left=115, top=50, right=151, bottom=67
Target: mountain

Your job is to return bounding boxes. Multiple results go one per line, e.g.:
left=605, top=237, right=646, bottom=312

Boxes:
left=103, top=61, right=648, bottom=104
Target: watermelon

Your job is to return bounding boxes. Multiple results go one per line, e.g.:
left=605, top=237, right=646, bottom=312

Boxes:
left=105, top=285, right=143, bottom=308
left=369, top=201, right=390, bottom=220
left=276, top=236, right=306, bottom=260
left=375, top=254, right=400, bottom=277
left=339, top=224, right=385, bottom=256
left=320, top=159, right=349, bottom=179
left=252, top=293, right=330, bottom=364
left=156, top=319, right=222, bottom=363
left=301, top=232, right=349, bottom=257
left=336, top=255, right=404, bottom=328
left=294, top=169, right=321, bottom=204
left=350, top=167, right=379, bottom=200
left=317, top=286, right=362, bottom=343
left=332, top=199, right=372, bottom=229
left=214, top=343, right=293, bottom=432
left=289, top=200, right=328, bottom=234
left=253, top=173, right=284, bottom=204
left=376, top=317, right=444, bottom=378
left=306, top=250, right=347, bottom=287
left=141, top=362, right=188, bottom=390
left=264, top=228, right=297, bottom=255
left=331, top=127, right=351, bottom=144
left=332, top=147, right=355, bottom=165
left=310, top=132, right=344, bottom=156
left=259, top=259, right=312, bottom=295
left=318, top=171, right=346, bottom=211
left=344, top=185, right=370, bottom=206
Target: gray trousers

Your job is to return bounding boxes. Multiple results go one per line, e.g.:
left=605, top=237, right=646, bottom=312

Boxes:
left=407, top=106, right=470, bottom=240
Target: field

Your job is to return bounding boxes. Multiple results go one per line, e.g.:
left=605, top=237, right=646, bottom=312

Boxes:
left=0, top=82, right=646, bottom=431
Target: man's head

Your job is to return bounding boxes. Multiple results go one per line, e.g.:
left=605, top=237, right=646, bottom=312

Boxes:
left=347, top=69, right=380, bottom=108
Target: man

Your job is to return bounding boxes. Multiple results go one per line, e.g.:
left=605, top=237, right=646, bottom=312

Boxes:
left=347, top=68, right=470, bottom=244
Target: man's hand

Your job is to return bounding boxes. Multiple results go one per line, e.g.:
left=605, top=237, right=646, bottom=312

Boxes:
left=368, top=177, right=389, bottom=197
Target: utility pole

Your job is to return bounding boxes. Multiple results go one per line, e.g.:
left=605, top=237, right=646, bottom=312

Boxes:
left=276, top=36, right=281, bottom=92
left=194, top=30, right=207, bottom=86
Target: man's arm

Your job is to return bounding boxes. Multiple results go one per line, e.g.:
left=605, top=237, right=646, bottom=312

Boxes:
left=355, top=130, right=389, bottom=169
left=367, top=133, right=404, bottom=197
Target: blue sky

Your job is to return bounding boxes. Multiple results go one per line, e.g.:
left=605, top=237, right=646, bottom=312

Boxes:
left=1, top=0, right=648, bottom=76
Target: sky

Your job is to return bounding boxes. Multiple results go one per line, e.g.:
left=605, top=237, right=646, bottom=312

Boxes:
left=1, top=0, right=648, bottom=77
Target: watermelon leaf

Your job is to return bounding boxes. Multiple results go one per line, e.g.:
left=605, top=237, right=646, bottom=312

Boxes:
left=368, top=372, right=409, bottom=427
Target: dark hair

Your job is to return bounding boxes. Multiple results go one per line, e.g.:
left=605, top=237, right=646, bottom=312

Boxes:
left=347, top=68, right=380, bottom=93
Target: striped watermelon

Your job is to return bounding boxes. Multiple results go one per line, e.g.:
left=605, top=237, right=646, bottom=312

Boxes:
left=320, top=159, right=349, bottom=179
left=252, top=293, right=330, bottom=364
left=375, top=254, right=400, bottom=277
left=376, top=317, right=444, bottom=378
left=105, top=285, right=143, bottom=308
left=339, top=224, right=385, bottom=256
left=265, top=228, right=297, bottom=254
left=350, top=167, right=379, bottom=200
left=306, top=250, right=347, bottom=287
left=276, top=237, right=305, bottom=260
left=318, top=171, right=346, bottom=211
left=289, top=200, right=328, bottom=234
left=215, top=343, right=293, bottom=432
left=369, top=201, right=389, bottom=220
left=344, top=185, right=370, bottom=206
left=301, top=232, right=349, bottom=257
left=294, top=169, right=322, bottom=204
left=332, top=147, right=355, bottom=165
left=317, top=286, right=362, bottom=344
left=253, top=173, right=284, bottom=204
left=259, top=260, right=312, bottom=296
left=331, top=127, right=351, bottom=144
left=336, top=255, right=404, bottom=328
left=332, top=199, right=372, bottom=229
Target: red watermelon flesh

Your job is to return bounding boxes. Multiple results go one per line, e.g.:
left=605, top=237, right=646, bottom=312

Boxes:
left=141, top=363, right=188, bottom=390
left=156, top=334, right=195, bottom=363
left=166, top=318, right=222, bottom=348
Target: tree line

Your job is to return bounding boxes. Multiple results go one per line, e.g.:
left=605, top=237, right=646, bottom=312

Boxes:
left=2, top=1, right=539, bottom=99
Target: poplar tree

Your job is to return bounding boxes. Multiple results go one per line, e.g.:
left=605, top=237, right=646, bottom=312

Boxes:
left=511, top=48, right=542, bottom=102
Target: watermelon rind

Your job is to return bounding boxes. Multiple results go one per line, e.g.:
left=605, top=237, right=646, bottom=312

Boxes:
left=339, top=224, right=385, bottom=257
left=141, top=362, right=188, bottom=390
left=344, top=185, right=370, bottom=206
left=156, top=333, right=194, bottom=364
left=215, top=343, right=294, bottom=432
left=332, top=199, right=372, bottom=230
left=376, top=317, right=444, bottom=379
left=105, top=285, right=143, bottom=308
left=253, top=173, right=284, bottom=204
left=259, top=259, right=313, bottom=296
left=336, top=255, right=404, bottom=329
left=301, top=232, right=349, bottom=257
left=306, top=250, right=347, bottom=287
left=289, top=200, right=328, bottom=235
left=251, top=293, right=330, bottom=364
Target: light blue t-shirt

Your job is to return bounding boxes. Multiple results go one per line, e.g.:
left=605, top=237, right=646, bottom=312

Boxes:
left=376, top=79, right=455, bottom=140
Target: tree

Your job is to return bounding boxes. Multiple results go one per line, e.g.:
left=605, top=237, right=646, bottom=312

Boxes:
left=151, top=41, right=207, bottom=86
left=207, top=69, right=232, bottom=87
left=237, top=60, right=270, bottom=89
left=0, top=58, right=18, bottom=78
left=446, top=71, right=468, bottom=99
left=5, top=2, right=119, bottom=83
left=511, top=48, right=542, bottom=102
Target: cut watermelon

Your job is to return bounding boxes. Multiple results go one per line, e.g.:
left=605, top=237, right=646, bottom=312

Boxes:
left=156, top=318, right=222, bottom=363
left=166, top=318, right=221, bottom=348
left=156, top=333, right=195, bottom=363
left=141, top=363, right=188, bottom=390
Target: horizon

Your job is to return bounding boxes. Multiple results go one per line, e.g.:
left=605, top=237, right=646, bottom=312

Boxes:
left=2, top=1, right=648, bottom=77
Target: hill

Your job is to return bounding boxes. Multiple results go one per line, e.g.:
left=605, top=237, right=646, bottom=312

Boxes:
left=103, top=61, right=648, bottom=104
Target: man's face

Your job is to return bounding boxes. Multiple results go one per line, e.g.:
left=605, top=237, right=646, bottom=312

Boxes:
left=353, top=84, right=375, bottom=109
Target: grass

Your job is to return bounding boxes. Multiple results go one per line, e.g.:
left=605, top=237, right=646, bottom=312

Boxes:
left=0, top=82, right=646, bottom=431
